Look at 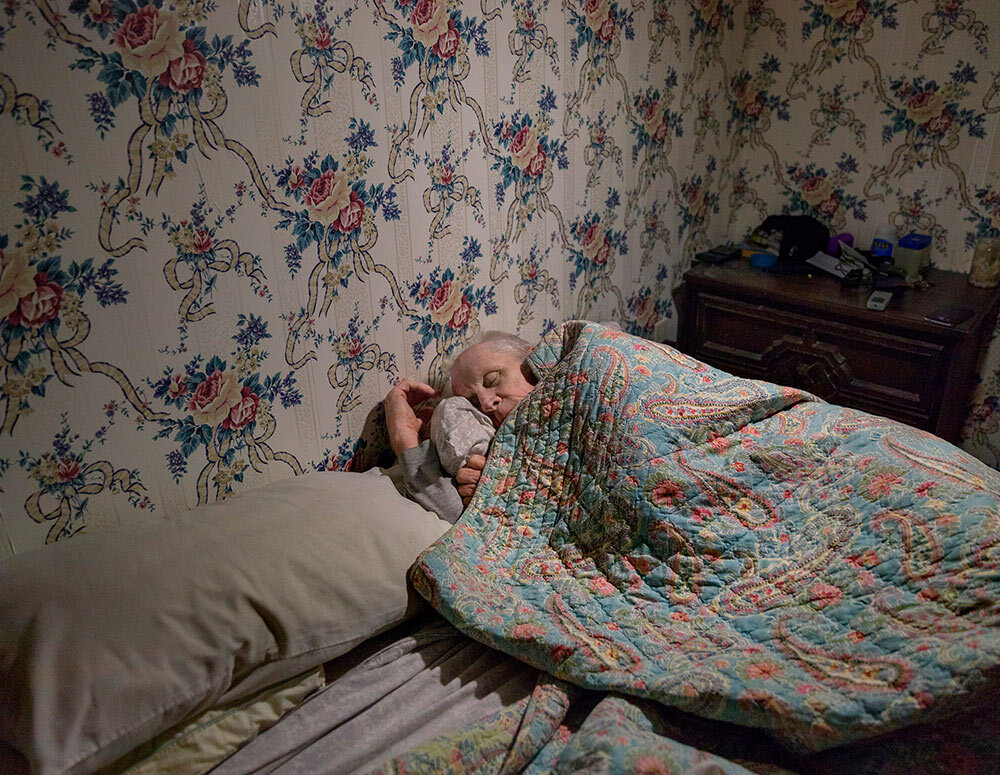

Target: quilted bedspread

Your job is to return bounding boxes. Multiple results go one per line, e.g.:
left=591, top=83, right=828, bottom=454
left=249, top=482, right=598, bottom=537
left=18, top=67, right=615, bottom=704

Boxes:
left=411, top=321, right=1000, bottom=754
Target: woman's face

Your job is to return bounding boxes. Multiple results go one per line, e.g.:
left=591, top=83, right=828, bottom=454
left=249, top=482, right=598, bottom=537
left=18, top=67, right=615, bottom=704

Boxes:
left=451, top=342, right=536, bottom=427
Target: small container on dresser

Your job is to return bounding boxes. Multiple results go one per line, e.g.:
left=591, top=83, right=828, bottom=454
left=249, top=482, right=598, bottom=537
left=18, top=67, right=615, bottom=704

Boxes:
left=678, top=261, right=1000, bottom=444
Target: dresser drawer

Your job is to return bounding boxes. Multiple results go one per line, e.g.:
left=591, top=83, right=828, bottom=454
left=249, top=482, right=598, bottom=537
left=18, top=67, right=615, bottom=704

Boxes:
left=689, top=293, right=948, bottom=430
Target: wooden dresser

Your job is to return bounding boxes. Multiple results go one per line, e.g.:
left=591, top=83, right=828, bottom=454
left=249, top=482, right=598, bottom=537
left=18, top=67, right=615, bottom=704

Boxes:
left=677, top=261, right=1000, bottom=444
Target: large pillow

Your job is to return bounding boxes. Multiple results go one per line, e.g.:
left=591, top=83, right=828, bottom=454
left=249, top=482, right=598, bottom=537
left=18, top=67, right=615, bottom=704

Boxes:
left=0, top=471, right=450, bottom=775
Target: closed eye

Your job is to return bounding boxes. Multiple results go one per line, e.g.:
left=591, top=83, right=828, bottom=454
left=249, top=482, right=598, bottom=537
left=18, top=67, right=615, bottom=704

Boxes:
left=483, top=371, right=500, bottom=388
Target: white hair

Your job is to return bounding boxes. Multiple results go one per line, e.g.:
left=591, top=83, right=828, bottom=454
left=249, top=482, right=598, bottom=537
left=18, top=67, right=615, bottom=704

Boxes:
left=471, top=330, right=533, bottom=360
left=444, top=330, right=533, bottom=382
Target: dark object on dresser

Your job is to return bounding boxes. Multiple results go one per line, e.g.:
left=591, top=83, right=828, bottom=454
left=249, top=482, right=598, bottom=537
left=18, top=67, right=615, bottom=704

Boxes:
left=678, top=261, right=1000, bottom=444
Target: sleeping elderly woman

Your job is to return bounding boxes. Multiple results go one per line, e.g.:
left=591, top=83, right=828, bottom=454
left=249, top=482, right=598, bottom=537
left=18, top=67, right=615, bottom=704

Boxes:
left=381, top=332, right=537, bottom=523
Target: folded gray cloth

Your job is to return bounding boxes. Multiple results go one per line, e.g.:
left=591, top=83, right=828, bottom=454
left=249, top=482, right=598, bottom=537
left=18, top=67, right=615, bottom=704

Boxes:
left=429, top=396, right=495, bottom=475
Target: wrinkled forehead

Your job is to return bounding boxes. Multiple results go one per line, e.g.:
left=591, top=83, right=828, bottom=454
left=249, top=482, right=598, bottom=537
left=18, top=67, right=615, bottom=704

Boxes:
left=450, top=342, right=502, bottom=392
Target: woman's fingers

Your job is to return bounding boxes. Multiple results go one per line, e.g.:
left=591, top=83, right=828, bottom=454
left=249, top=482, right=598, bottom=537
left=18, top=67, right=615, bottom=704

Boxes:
left=465, top=454, right=486, bottom=471
left=457, top=483, right=476, bottom=498
left=397, top=379, right=438, bottom=406
left=455, top=465, right=482, bottom=485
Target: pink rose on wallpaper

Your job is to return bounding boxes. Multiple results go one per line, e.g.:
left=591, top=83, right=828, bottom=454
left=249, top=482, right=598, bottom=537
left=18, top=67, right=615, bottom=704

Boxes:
left=287, top=166, right=305, bottom=191
left=193, top=229, right=213, bottom=253
left=800, top=175, right=833, bottom=207
left=429, top=279, right=463, bottom=326
left=521, top=11, right=536, bottom=30
left=925, top=110, right=953, bottom=135
left=936, top=0, right=961, bottom=19
left=410, top=0, right=449, bottom=48
left=581, top=222, right=611, bottom=265
left=57, top=458, right=81, bottom=483
left=314, top=27, right=332, bottom=50
left=334, top=191, right=365, bottom=233
left=439, top=165, right=454, bottom=185
left=167, top=373, right=189, bottom=399
left=597, top=14, right=615, bottom=42
left=686, top=185, right=708, bottom=221
left=432, top=19, right=460, bottom=59
left=735, top=80, right=764, bottom=118
left=823, top=0, right=859, bottom=19
left=653, top=119, right=668, bottom=144
left=159, top=38, right=206, bottom=93
left=187, top=369, right=243, bottom=426
left=642, top=98, right=662, bottom=137
left=817, top=195, right=840, bottom=216
left=583, top=0, right=611, bottom=35
left=347, top=337, right=363, bottom=358
left=8, top=273, right=63, bottom=329
left=87, top=0, right=113, bottom=24
left=744, top=95, right=764, bottom=118
left=222, top=386, right=260, bottom=430
left=509, top=125, right=539, bottom=170
left=636, top=295, right=658, bottom=331
left=447, top=296, right=472, bottom=330
left=115, top=4, right=184, bottom=78
left=906, top=89, right=945, bottom=124
left=0, top=247, right=36, bottom=319
left=840, top=1, right=867, bottom=27
left=304, top=169, right=351, bottom=227
left=526, top=147, right=546, bottom=177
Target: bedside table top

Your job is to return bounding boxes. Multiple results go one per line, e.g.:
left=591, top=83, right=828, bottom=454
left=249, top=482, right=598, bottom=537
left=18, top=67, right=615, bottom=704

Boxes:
left=683, top=261, right=1000, bottom=338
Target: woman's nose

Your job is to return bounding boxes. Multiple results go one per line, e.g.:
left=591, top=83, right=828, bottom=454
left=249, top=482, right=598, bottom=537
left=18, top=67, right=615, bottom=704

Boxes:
left=478, top=389, right=500, bottom=410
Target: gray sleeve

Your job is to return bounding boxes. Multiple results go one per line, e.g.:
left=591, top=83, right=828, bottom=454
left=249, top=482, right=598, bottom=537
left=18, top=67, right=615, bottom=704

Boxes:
left=395, top=440, right=464, bottom=524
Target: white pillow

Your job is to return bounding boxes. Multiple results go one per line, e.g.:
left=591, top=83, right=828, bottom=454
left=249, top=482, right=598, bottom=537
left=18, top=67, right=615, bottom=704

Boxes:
left=0, top=471, right=450, bottom=775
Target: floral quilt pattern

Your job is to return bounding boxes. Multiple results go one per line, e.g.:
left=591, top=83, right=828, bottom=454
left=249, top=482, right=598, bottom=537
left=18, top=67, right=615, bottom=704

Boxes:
left=413, top=321, right=1000, bottom=753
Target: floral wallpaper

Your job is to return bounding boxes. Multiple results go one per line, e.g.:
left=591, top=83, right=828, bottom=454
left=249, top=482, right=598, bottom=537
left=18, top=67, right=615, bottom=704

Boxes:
left=0, top=0, right=997, bottom=556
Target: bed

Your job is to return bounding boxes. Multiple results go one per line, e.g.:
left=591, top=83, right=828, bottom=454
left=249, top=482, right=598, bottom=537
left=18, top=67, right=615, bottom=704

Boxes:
left=3, top=321, right=999, bottom=775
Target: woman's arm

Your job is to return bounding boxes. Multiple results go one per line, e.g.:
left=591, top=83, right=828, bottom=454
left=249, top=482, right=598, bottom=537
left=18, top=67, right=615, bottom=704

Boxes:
left=384, top=379, right=437, bottom=455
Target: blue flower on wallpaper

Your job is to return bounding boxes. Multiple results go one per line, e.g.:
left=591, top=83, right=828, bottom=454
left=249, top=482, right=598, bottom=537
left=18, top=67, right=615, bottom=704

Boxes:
left=630, top=84, right=682, bottom=162
left=15, top=410, right=149, bottom=543
left=566, top=0, right=635, bottom=64
left=677, top=173, right=719, bottom=237
left=687, top=0, right=735, bottom=44
left=274, top=140, right=399, bottom=260
left=728, top=59, right=791, bottom=131
left=383, top=0, right=489, bottom=92
left=626, top=286, right=672, bottom=337
left=328, top=304, right=398, bottom=418
left=492, top=113, right=568, bottom=193
left=785, top=154, right=867, bottom=230
left=882, top=73, right=985, bottom=146
left=407, top=238, right=496, bottom=363
left=965, top=187, right=1000, bottom=248
left=567, top=212, right=627, bottom=292
left=68, top=1, right=258, bottom=129
left=149, top=316, right=302, bottom=497
left=160, top=187, right=270, bottom=323
left=1, top=178, right=128, bottom=433
left=800, top=0, right=898, bottom=39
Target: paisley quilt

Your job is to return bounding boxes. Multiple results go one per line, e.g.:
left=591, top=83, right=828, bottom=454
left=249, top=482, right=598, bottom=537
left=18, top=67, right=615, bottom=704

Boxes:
left=411, top=321, right=1000, bottom=755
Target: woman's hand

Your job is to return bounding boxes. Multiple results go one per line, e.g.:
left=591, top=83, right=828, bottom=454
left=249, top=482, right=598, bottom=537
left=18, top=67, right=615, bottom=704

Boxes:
left=384, top=379, right=438, bottom=456
left=455, top=454, right=486, bottom=507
